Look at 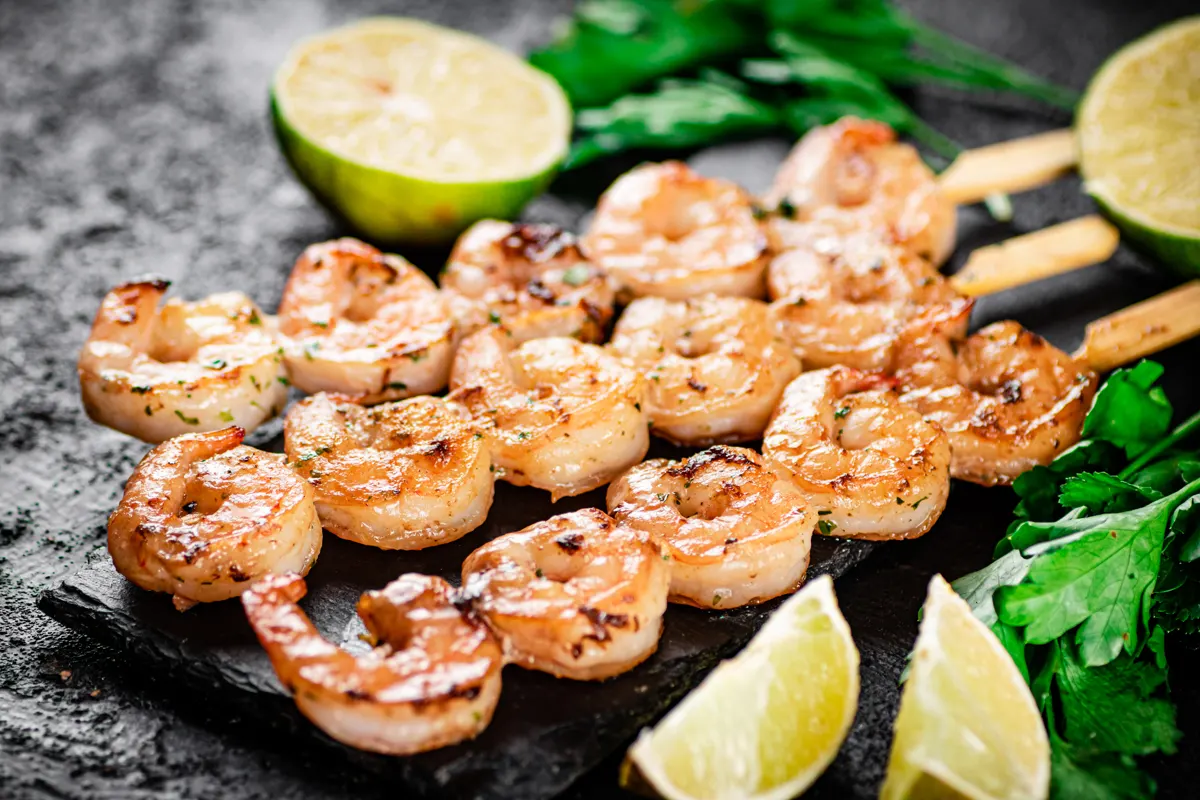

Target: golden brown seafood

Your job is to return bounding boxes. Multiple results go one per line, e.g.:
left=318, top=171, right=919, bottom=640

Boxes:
left=277, top=238, right=458, bottom=404
left=763, top=368, right=951, bottom=540
left=78, top=280, right=287, bottom=442
left=449, top=328, right=649, bottom=500
left=442, top=220, right=615, bottom=343
left=107, top=427, right=321, bottom=610
left=583, top=161, right=769, bottom=299
left=243, top=573, right=503, bottom=755
left=283, top=393, right=493, bottom=549
left=461, top=508, right=669, bottom=680
left=607, top=446, right=815, bottom=609
left=609, top=295, right=800, bottom=446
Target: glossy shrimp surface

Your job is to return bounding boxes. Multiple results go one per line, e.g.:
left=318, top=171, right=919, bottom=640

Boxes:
left=610, top=296, right=800, bottom=446
left=442, top=220, right=615, bottom=343
left=284, top=393, right=493, bottom=550
left=607, top=446, right=815, bottom=609
left=893, top=312, right=1097, bottom=486
left=763, top=368, right=951, bottom=541
left=583, top=161, right=769, bottom=299
left=768, top=237, right=963, bottom=371
left=277, top=238, right=458, bottom=404
left=449, top=328, right=649, bottom=500
left=78, top=280, right=287, bottom=443
left=764, top=118, right=956, bottom=266
left=243, top=573, right=503, bottom=755
left=107, top=427, right=321, bottom=611
left=461, top=509, right=669, bottom=680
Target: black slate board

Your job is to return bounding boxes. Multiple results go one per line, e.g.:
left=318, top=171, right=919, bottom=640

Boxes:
left=39, top=444, right=874, bottom=800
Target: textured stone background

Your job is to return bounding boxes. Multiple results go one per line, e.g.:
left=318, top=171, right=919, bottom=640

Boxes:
left=2, top=0, right=1198, bottom=798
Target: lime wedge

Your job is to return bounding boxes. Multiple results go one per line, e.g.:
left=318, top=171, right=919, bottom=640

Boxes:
left=271, top=17, right=571, bottom=246
left=882, top=575, right=1049, bottom=800
left=622, top=575, right=859, bottom=800
left=1078, top=17, right=1200, bottom=274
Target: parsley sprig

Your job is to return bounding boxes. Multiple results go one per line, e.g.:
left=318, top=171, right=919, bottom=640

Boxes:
left=953, top=361, right=1200, bottom=798
left=531, top=0, right=1077, bottom=171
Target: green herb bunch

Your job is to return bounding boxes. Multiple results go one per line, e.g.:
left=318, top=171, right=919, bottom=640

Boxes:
left=529, top=0, right=1078, bottom=169
left=954, top=361, right=1200, bottom=799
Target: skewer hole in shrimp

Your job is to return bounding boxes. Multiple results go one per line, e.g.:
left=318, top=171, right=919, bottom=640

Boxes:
left=764, top=118, right=957, bottom=267
left=891, top=304, right=1097, bottom=486
left=283, top=393, right=493, bottom=550
left=609, top=295, right=799, bottom=446
left=277, top=238, right=458, bottom=404
left=107, top=427, right=321, bottom=611
left=582, top=161, right=769, bottom=300
left=448, top=327, right=649, bottom=500
left=762, top=368, right=951, bottom=541
left=441, top=220, right=616, bottom=344
left=767, top=236, right=964, bottom=371
left=78, top=280, right=287, bottom=442
left=243, top=573, right=503, bottom=755
left=607, top=446, right=815, bottom=609
left=461, top=509, right=669, bottom=680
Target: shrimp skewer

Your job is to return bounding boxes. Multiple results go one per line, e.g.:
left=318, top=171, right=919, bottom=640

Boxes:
left=78, top=280, right=287, bottom=442
left=284, top=393, right=493, bottom=550
left=277, top=238, right=459, bottom=404
left=442, top=220, right=616, bottom=343
left=461, top=509, right=669, bottom=680
left=107, top=427, right=321, bottom=611
left=763, top=368, right=951, bottom=540
left=767, top=237, right=965, bottom=371
left=610, top=296, right=799, bottom=446
left=449, top=328, right=649, bottom=500
left=243, top=573, right=503, bottom=755
left=607, top=446, right=815, bottom=609
left=583, top=161, right=769, bottom=300
left=764, top=117, right=957, bottom=267
left=892, top=304, right=1097, bottom=486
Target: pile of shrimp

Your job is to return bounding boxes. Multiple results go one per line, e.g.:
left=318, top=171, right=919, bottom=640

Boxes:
left=82, top=116, right=1100, bottom=755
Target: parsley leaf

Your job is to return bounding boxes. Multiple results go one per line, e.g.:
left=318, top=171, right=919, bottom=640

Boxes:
left=1081, top=361, right=1172, bottom=458
left=997, top=483, right=1200, bottom=666
left=1058, top=472, right=1162, bottom=515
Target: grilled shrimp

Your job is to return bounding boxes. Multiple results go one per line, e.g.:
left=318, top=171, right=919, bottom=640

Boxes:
left=283, top=393, right=493, bottom=550
left=243, top=573, right=503, bottom=755
left=892, top=308, right=1097, bottom=486
left=107, top=427, right=321, bottom=611
left=442, top=220, right=616, bottom=343
left=763, top=368, right=951, bottom=541
left=448, top=328, right=649, bottom=500
left=764, top=118, right=956, bottom=266
left=582, top=161, right=769, bottom=299
left=277, top=238, right=458, bottom=404
left=607, top=446, right=815, bottom=608
left=768, top=237, right=963, bottom=371
left=461, top=509, right=669, bottom=680
left=610, top=296, right=799, bottom=446
left=78, top=280, right=287, bottom=443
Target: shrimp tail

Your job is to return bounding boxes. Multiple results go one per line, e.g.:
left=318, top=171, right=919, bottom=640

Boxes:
left=243, top=572, right=308, bottom=611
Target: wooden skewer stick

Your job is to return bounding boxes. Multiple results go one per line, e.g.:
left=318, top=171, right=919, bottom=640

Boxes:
left=938, top=128, right=1078, bottom=205
left=950, top=215, right=1121, bottom=297
left=1074, top=280, right=1200, bottom=373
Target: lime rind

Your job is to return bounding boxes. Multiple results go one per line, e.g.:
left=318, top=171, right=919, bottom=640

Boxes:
left=270, top=17, right=571, bottom=247
left=624, top=576, right=860, bottom=800
left=882, top=576, right=1049, bottom=800
left=1077, top=16, right=1200, bottom=275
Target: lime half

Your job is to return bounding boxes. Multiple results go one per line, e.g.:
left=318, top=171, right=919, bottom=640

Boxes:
left=882, top=575, right=1049, bottom=800
left=271, top=17, right=571, bottom=246
left=622, top=575, right=859, bottom=800
left=1078, top=17, right=1200, bottom=275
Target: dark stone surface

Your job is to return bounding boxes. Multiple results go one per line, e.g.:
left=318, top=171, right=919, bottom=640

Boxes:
left=37, top=477, right=874, bottom=800
left=2, top=0, right=1199, bottom=799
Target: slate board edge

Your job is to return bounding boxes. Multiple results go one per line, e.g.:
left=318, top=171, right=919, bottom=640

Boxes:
left=37, top=539, right=876, bottom=800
